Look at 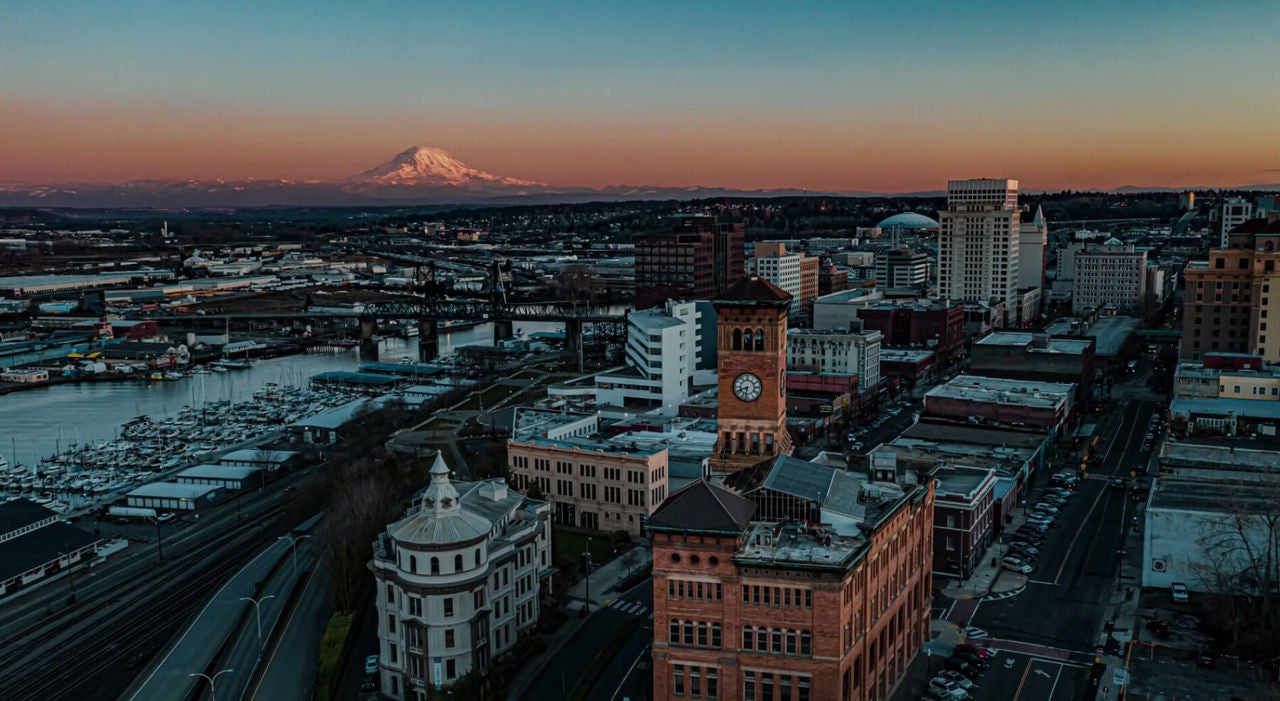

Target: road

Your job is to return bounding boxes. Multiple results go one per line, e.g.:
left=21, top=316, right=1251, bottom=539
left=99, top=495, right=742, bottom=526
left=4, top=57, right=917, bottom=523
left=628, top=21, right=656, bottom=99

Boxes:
left=926, top=397, right=1157, bottom=701
left=248, top=560, right=333, bottom=701
left=520, top=578, right=654, bottom=701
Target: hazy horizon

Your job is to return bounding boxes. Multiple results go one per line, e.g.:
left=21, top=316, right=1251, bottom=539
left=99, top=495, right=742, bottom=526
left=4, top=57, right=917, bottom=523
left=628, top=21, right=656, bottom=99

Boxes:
left=3, top=1, right=1278, bottom=192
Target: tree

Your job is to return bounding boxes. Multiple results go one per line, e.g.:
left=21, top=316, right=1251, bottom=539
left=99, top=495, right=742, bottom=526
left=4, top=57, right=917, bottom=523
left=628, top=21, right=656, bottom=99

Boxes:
left=619, top=547, right=641, bottom=578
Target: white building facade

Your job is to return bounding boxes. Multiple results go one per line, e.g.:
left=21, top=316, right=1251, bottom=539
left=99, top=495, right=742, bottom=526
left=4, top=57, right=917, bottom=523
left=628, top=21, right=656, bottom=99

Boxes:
left=750, top=243, right=804, bottom=316
left=1221, top=197, right=1254, bottom=248
left=938, top=178, right=1022, bottom=327
left=1072, top=241, right=1148, bottom=314
left=370, top=455, right=551, bottom=699
left=595, top=299, right=714, bottom=417
left=787, top=328, right=883, bottom=391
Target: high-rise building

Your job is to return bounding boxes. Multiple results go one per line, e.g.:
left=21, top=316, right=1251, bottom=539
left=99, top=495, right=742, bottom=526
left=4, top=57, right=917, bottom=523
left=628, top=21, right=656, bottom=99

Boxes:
left=1073, top=240, right=1148, bottom=314
left=713, top=277, right=794, bottom=473
left=1220, top=197, right=1254, bottom=249
left=817, top=258, right=850, bottom=297
left=874, top=248, right=931, bottom=294
left=750, top=242, right=805, bottom=317
left=370, top=455, right=551, bottom=698
left=635, top=215, right=745, bottom=310
left=799, top=255, right=819, bottom=321
left=648, top=457, right=935, bottom=701
left=938, top=178, right=1022, bottom=327
left=1182, top=218, right=1280, bottom=362
left=1018, top=205, right=1047, bottom=298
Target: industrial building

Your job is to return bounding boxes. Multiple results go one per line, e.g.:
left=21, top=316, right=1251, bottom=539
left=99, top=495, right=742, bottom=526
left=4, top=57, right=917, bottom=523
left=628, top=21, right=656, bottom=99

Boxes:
left=174, top=464, right=263, bottom=491
left=125, top=482, right=224, bottom=511
left=0, top=498, right=104, bottom=596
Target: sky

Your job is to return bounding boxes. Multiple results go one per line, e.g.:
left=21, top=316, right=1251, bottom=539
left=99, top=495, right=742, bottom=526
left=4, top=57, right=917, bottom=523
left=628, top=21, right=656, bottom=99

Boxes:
left=2, top=1, right=1278, bottom=192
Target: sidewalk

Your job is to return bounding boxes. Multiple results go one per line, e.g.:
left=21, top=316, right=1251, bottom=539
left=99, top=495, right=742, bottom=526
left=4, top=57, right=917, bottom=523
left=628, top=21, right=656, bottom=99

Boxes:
left=940, top=505, right=1037, bottom=601
left=1093, top=495, right=1146, bottom=700
left=505, top=544, right=653, bottom=701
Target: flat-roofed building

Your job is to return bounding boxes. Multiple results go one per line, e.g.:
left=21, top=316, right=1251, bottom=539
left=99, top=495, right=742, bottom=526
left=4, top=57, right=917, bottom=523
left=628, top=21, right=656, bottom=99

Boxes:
left=125, top=482, right=224, bottom=510
left=787, top=328, right=882, bottom=392
left=924, top=374, right=1075, bottom=437
left=174, top=464, right=263, bottom=491
left=506, top=408, right=669, bottom=535
left=648, top=455, right=934, bottom=701
left=932, top=465, right=998, bottom=579
left=969, top=331, right=1096, bottom=405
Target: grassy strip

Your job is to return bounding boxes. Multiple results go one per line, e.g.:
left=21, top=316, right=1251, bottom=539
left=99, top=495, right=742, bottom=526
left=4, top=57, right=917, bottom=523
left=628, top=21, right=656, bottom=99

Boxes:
left=552, top=528, right=618, bottom=566
left=315, top=612, right=352, bottom=701
left=569, top=616, right=644, bottom=701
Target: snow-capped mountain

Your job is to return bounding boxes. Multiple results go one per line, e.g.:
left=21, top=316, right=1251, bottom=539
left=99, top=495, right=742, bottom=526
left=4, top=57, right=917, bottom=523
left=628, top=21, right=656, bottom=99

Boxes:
left=350, top=146, right=543, bottom=188
left=0, top=146, right=865, bottom=207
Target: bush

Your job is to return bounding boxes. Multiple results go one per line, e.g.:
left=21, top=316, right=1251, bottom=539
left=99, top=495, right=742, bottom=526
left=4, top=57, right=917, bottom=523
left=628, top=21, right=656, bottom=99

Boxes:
left=315, top=612, right=352, bottom=701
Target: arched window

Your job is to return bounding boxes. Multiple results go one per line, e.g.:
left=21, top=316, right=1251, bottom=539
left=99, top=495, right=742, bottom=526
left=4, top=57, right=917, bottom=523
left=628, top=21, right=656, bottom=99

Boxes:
left=408, top=555, right=417, bottom=573
left=732, top=328, right=742, bottom=351
left=474, top=548, right=482, bottom=567
left=754, top=329, right=765, bottom=351
left=454, top=554, right=463, bottom=571
left=430, top=557, right=440, bottom=575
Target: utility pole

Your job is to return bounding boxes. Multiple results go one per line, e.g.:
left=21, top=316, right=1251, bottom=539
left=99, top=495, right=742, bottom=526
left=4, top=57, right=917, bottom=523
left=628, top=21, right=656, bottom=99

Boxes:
left=152, top=516, right=165, bottom=561
left=240, top=595, right=277, bottom=652
left=277, top=534, right=312, bottom=576
left=582, top=536, right=593, bottom=616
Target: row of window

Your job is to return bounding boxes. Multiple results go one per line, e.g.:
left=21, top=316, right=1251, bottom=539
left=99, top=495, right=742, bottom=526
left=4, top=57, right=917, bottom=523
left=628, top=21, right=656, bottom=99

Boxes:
left=741, top=627, right=813, bottom=655
left=668, top=620, right=723, bottom=648
left=672, top=664, right=718, bottom=698
left=743, top=670, right=811, bottom=701
left=741, top=584, right=812, bottom=608
left=401, top=549, right=482, bottom=576
left=668, top=579, right=722, bottom=602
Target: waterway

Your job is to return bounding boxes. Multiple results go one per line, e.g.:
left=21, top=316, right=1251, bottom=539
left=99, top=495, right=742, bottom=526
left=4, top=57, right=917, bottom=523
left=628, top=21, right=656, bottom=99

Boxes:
left=0, top=319, right=567, bottom=468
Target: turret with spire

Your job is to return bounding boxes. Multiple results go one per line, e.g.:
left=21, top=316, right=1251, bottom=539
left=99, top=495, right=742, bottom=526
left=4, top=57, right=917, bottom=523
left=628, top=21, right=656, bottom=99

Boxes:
left=419, top=452, right=461, bottom=516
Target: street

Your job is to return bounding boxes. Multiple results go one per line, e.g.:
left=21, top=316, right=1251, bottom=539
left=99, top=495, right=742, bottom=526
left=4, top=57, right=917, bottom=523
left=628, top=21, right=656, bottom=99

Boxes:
left=905, top=396, right=1158, bottom=701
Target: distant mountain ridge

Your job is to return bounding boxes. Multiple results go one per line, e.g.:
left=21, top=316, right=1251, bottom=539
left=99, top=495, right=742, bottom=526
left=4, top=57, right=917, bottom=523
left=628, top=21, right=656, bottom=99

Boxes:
left=1, top=146, right=1274, bottom=207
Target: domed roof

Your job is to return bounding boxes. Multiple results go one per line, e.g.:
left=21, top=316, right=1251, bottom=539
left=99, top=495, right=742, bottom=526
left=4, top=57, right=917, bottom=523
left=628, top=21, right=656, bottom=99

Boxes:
left=390, top=454, right=491, bottom=545
left=877, top=212, right=940, bottom=230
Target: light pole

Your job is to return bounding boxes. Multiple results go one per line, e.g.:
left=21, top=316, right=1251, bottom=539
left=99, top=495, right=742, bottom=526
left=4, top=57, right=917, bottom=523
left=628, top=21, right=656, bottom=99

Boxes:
left=240, top=595, right=276, bottom=650
left=582, top=536, right=593, bottom=615
left=277, top=534, right=312, bottom=576
left=151, top=516, right=165, bottom=562
left=59, top=551, right=78, bottom=603
left=189, top=668, right=233, bottom=701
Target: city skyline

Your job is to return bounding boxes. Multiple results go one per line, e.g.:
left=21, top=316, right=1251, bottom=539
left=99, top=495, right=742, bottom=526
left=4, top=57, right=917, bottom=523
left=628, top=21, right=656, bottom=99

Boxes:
left=3, top=1, right=1278, bottom=191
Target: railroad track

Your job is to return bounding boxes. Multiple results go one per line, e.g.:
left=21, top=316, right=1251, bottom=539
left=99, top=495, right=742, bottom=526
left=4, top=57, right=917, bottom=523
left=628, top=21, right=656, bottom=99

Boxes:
left=0, top=504, right=291, bottom=701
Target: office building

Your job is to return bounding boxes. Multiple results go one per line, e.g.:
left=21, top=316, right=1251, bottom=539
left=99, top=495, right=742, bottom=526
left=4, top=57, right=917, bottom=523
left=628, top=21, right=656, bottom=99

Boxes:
left=1220, top=197, right=1254, bottom=249
left=817, top=259, right=850, bottom=296
left=649, top=455, right=935, bottom=701
left=856, top=301, right=966, bottom=368
left=938, top=178, right=1022, bottom=327
left=874, top=248, right=931, bottom=294
left=595, top=299, right=716, bottom=417
left=635, top=215, right=745, bottom=310
left=370, top=455, right=552, bottom=698
left=1180, top=219, right=1280, bottom=362
left=1072, top=240, right=1148, bottom=314
left=969, top=332, right=1096, bottom=405
left=750, top=242, right=805, bottom=317
left=787, top=328, right=882, bottom=391
left=506, top=409, right=669, bottom=535
left=799, top=255, right=819, bottom=321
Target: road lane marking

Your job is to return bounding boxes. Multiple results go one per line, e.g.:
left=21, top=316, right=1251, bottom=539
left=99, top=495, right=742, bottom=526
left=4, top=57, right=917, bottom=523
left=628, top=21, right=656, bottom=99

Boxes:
left=1011, top=659, right=1033, bottom=700
left=1048, top=662, right=1064, bottom=699
left=249, top=564, right=319, bottom=700
left=1054, top=405, right=1136, bottom=585
left=609, top=644, right=650, bottom=701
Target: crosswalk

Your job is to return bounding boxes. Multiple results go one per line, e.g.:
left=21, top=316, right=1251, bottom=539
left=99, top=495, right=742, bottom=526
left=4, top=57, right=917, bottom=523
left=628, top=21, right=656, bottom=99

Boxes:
left=607, top=599, right=652, bottom=618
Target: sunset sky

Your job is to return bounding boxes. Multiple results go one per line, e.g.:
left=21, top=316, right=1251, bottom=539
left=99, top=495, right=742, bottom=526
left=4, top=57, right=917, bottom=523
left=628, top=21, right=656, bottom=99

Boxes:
left=2, top=1, right=1278, bottom=191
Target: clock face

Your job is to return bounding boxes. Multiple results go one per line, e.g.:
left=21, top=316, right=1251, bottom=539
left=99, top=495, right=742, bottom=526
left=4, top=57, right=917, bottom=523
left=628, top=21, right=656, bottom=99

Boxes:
left=733, top=372, right=763, bottom=402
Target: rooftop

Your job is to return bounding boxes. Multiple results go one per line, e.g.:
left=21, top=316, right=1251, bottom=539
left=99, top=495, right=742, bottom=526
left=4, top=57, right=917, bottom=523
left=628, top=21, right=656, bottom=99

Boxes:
left=734, top=521, right=868, bottom=571
left=1042, top=315, right=1140, bottom=357
left=1159, top=439, right=1280, bottom=480
left=934, top=465, right=997, bottom=500
left=219, top=448, right=300, bottom=464
left=646, top=479, right=755, bottom=534
left=629, top=309, right=686, bottom=331
left=1170, top=397, right=1280, bottom=421
left=176, top=464, right=261, bottom=480
left=0, top=522, right=102, bottom=583
left=390, top=455, right=536, bottom=546
left=126, top=482, right=222, bottom=499
left=879, top=349, right=936, bottom=363
left=974, top=332, right=1093, bottom=355
left=1150, top=477, right=1280, bottom=513
left=715, top=275, right=792, bottom=307
left=926, top=374, right=1074, bottom=409
left=0, top=498, right=56, bottom=537
left=876, top=212, right=941, bottom=230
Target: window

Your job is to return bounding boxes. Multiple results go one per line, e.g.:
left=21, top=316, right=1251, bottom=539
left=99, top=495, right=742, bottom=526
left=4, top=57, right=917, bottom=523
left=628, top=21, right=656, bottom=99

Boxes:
left=707, top=668, right=718, bottom=699
left=475, top=548, right=482, bottom=567
left=455, top=554, right=464, bottom=571
left=744, top=671, right=756, bottom=701
left=446, top=659, right=456, bottom=679
left=431, top=557, right=440, bottom=575
left=444, top=598, right=454, bottom=617
left=408, top=597, right=422, bottom=617
left=743, top=627, right=753, bottom=650
left=386, top=584, right=395, bottom=603
left=445, top=629, right=455, bottom=648
left=670, top=620, right=681, bottom=644
left=388, top=614, right=397, bottom=634
left=684, top=621, right=694, bottom=645
left=408, top=555, right=417, bottom=572
left=674, top=664, right=686, bottom=696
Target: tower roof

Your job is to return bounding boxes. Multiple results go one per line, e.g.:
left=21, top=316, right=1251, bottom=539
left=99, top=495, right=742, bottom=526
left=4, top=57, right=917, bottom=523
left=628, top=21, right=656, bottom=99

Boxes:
left=646, top=479, right=755, bottom=535
left=715, top=275, right=792, bottom=308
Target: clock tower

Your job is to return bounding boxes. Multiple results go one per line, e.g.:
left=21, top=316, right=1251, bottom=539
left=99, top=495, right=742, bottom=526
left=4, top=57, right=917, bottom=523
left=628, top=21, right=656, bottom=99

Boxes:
left=713, top=276, right=793, bottom=473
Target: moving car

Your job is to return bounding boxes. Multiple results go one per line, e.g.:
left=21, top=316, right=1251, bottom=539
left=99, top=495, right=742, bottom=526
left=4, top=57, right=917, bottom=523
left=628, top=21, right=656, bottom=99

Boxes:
left=1110, top=477, right=1127, bottom=490
left=1171, top=582, right=1190, bottom=603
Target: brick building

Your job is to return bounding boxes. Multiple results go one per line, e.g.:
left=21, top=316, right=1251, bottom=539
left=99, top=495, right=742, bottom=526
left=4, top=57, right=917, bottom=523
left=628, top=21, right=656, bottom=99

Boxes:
left=635, top=215, right=745, bottom=310
left=1180, top=218, right=1280, bottom=362
left=856, top=301, right=966, bottom=368
left=968, top=331, right=1096, bottom=405
left=648, top=456, right=935, bottom=701
left=931, top=465, right=998, bottom=579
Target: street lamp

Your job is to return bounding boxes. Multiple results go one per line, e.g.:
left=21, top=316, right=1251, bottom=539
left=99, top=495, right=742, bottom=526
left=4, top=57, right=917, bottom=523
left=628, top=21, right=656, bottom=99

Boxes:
left=58, top=551, right=78, bottom=603
left=150, top=516, right=165, bottom=562
left=189, top=669, right=233, bottom=701
left=240, top=595, right=277, bottom=650
left=582, top=536, right=593, bottom=615
left=277, top=534, right=312, bottom=576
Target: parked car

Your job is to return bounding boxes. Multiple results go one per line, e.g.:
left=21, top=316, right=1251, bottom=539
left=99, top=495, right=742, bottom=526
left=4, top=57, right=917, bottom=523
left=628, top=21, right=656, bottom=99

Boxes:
left=953, top=643, right=993, bottom=659
left=943, top=658, right=981, bottom=679
left=938, top=670, right=977, bottom=690
left=954, top=652, right=990, bottom=670
left=156, top=512, right=176, bottom=523
left=1110, top=478, right=1127, bottom=491
left=1032, top=503, right=1060, bottom=514
left=1146, top=619, right=1171, bottom=638
left=928, top=677, right=970, bottom=699
left=1001, top=557, right=1033, bottom=574
left=1008, top=543, right=1039, bottom=557
left=1043, top=493, right=1069, bottom=505
left=1171, top=582, right=1190, bottom=603
left=365, top=654, right=380, bottom=675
